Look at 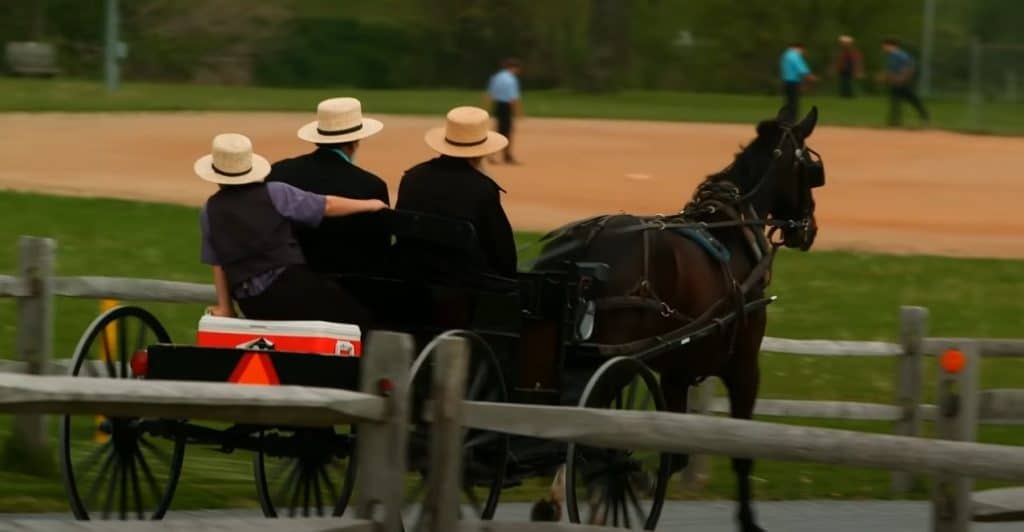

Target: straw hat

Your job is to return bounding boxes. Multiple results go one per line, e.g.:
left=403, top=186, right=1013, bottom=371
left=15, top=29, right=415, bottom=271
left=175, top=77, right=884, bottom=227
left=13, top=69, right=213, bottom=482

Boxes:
left=838, top=35, right=854, bottom=44
left=425, top=106, right=508, bottom=158
left=297, top=97, right=383, bottom=144
left=193, top=133, right=271, bottom=185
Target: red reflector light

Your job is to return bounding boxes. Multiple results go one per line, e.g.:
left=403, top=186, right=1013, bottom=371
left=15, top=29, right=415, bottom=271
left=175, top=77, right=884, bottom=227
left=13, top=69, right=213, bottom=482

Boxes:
left=377, top=378, right=394, bottom=395
left=130, top=350, right=149, bottom=378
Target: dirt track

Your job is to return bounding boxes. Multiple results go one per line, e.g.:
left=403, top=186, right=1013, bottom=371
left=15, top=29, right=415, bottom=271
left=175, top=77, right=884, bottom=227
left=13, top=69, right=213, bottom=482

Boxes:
left=1, top=112, right=1022, bottom=258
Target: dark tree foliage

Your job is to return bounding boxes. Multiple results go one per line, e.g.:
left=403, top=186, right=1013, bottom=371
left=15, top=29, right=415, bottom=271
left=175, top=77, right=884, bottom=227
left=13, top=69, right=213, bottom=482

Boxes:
left=0, top=0, right=1017, bottom=92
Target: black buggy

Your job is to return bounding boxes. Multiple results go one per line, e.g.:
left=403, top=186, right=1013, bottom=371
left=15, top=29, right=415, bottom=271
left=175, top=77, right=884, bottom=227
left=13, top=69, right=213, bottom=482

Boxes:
left=60, top=211, right=693, bottom=529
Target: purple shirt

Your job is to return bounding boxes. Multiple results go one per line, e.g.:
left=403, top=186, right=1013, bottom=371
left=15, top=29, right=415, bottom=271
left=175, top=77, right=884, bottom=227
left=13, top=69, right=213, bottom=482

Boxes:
left=200, top=182, right=326, bottom=266
left=200, top=182, right=326, bottom=299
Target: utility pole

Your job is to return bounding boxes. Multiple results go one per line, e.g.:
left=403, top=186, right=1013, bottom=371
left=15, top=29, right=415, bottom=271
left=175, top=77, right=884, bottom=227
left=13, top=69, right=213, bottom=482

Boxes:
left=919, top=0, right=936, bottom=96
left=104, top=0, right=120, bottom=91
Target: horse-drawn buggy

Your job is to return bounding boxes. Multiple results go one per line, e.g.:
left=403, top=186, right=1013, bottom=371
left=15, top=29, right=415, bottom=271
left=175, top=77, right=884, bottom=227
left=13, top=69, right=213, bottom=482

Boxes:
left=59, top=108, right=824, bottom=531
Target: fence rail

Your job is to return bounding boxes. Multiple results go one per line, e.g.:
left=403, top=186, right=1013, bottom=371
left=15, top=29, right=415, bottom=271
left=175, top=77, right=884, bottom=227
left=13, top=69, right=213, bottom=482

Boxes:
left=0, top=274, right=214, bottom=304
left=0, top=373, right=386, bottom=426
left=460, top=402, right=1024, bottom=482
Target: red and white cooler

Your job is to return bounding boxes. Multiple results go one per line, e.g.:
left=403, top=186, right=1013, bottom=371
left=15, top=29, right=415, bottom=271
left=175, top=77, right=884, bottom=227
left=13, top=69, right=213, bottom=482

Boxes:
left=196, top=315, right=362, bottom=357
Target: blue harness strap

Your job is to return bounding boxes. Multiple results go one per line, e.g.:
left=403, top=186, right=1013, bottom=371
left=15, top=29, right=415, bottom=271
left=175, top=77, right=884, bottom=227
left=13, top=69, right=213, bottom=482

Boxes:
left=671, top=227, right=732, bottom=263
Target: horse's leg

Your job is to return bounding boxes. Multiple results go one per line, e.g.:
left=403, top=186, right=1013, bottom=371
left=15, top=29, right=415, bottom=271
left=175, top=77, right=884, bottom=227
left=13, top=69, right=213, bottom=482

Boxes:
left=722, top=342, right=765, bottom=532
left=661, top=370, right=691, bottom=474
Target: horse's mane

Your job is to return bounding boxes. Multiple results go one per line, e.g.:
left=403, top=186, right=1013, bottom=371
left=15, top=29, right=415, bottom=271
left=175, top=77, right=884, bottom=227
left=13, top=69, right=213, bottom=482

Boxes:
left=707, top=120, right=779, bottom=191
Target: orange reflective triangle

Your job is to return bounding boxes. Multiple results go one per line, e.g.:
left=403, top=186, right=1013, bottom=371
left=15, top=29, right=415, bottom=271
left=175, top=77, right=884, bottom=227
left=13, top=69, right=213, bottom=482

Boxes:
left=228, top=352, right=280, bottom=385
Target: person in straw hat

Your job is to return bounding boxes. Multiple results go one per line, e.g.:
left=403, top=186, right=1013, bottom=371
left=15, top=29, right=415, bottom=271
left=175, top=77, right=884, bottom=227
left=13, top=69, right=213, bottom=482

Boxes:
left=395, top=106, right=516, bottom=279
left=833, top=35, right=864, bottom=98
left=197, top=133, right=387, bottom=324
left=268, top=97, right=390, bottom=277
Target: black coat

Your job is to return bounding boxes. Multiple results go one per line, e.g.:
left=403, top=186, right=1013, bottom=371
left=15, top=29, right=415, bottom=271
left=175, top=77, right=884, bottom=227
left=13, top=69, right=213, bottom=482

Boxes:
left=267, top=148, right=391, bottom=275
left=395, top=156, right=517, bottom=278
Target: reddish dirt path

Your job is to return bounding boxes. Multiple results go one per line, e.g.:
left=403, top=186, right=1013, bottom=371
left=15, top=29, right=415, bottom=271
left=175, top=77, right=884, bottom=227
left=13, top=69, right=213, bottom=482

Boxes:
left=1, top=112, right=1022, bottom=258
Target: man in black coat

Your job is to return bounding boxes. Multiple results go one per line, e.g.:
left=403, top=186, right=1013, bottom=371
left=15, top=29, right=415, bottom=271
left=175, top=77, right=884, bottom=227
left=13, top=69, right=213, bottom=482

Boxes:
left=268, top=97, right=391, bottom=277
left=395, top=106, right=516, bottom=279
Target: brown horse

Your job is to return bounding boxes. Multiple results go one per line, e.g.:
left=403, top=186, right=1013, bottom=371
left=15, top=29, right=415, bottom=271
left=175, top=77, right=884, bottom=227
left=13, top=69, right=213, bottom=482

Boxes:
left=533, top=107, right=824, bottom=531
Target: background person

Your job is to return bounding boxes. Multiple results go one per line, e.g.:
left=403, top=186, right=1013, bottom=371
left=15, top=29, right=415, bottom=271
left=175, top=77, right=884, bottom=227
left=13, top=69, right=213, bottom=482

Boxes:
left=834, top=35, right=864, bottom=98
left=486, top=57, right=523, bottom=164
left=879, top=37, right=930, bottom=126
left=197, top=133, right=387, bottom=326
left=779, top=42, right=818, bottom=122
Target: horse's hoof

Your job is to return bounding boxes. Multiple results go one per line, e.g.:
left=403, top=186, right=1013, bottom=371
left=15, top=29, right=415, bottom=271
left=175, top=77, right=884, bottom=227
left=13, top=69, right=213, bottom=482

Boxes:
left=530, top=499, right=560, bottom=522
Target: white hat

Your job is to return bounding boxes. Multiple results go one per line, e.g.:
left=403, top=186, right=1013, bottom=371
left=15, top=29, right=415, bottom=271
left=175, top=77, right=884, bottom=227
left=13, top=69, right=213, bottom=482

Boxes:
left=297, top=97, right=383, bottom=144
left=838, top=35, right=854, bottom=44
left=424, top=106, right=509, bottom=158
left=193, top=133, right=271, bottom=185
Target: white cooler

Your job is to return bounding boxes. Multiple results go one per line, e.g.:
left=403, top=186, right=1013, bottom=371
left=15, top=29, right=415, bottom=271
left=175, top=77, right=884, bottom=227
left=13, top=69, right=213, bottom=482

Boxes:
left=196, top=315, right=362, bottom=357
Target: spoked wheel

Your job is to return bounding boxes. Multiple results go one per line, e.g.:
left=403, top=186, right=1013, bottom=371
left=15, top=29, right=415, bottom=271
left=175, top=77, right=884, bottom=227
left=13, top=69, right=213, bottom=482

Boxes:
left=254, top=427, right=357, bottom=518
left=566, top=357, right=671, bottom=530
left=60, top=306, right=185, bottom=520
left=404, top=330, right=510, bottom=529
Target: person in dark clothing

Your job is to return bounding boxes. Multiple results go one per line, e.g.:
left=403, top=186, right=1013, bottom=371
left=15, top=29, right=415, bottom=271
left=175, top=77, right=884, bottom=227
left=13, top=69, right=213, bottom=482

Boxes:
left=267, top=97, right=391, bottom=276
left=395, top=106, right=516, bottom=279
left=880, top=37, right=930, bottom=126
left=195, top=133, right=387, bottom=326
left=834, top=35, right=864, bottom=98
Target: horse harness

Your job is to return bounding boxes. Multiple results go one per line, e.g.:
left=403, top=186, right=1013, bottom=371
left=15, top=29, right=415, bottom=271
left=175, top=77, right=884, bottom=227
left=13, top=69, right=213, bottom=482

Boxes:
left=534, top=125, right=821, bottom=376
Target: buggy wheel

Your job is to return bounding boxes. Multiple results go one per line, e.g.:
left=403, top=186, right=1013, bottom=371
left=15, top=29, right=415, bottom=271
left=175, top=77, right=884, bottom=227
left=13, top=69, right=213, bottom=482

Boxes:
left=404, top=330, right=509, bottom=528
left=254, top=427, right=357, bottom=518
left=566, top=357, right=670, bottom=530
left=60, top=306, right=185, bottom=520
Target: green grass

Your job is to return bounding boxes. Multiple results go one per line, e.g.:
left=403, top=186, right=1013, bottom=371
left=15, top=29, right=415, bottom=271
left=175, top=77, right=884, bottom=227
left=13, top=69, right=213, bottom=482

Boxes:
left=2, top=78, right=1023, bottom=135
left=0, top=190, right=1023, bottom=511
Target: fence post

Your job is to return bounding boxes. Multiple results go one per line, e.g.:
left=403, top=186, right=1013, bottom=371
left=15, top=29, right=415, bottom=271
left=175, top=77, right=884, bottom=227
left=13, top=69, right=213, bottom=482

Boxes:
left=425, top=336, right=469, bottom=532
left=931, top=342, right=979, bottom=532
left=681, top=379, right=714, bottom=490
left=892, top=305, right=927, bottom=495
left=2, top=236, right=56, bottom=474
left=354, top=331, right=413, bottom=532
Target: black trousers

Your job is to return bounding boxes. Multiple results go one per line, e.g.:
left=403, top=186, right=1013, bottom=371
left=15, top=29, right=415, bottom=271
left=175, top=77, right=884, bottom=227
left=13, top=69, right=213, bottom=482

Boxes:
left=782, top=82, right=801, bottom=122
left=838, top=72, right=854, bottom=98
left=236, top=265, right=371, bottom=329
left=493, top=101, right=514, bottom=160
left=889, top=85, right=929, bottom=125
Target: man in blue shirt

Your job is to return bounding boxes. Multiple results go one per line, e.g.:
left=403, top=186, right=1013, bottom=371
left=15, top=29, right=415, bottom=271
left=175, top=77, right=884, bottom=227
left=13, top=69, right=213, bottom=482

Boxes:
left=486, top=57, right=522, bottom=164
left=779, top=43, right=818, bottom=122
left=880, top=38, right=929, bottom=126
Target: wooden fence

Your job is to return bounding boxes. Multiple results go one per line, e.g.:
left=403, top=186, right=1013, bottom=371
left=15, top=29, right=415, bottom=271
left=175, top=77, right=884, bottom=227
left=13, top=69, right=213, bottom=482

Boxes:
left=1, top=327, right=1024, bottom=531
left=2, top=235, right=1024, bottom=530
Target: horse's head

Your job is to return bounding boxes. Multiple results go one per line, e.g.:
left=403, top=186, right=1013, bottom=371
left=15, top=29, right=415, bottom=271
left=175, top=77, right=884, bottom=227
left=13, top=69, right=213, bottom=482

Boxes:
left=752, top=106, right=824, bottom=251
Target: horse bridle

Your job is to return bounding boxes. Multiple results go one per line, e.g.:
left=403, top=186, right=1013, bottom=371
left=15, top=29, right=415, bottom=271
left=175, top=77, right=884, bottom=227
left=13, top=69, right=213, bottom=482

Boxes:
left=737, top=125, right=824, bottom=244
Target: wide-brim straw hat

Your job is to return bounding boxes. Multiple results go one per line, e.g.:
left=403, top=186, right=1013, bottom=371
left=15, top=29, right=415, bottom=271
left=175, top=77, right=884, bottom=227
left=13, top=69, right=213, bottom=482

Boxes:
left=425, top=106, right=508, bottom=158
left=194, top=133, right=271, bottom=185
left=298, top=97, right=383, bottom=144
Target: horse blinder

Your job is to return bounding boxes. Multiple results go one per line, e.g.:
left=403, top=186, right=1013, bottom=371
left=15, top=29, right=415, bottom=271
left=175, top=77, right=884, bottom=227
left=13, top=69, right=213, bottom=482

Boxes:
left=801, top=148, right=825, bottom=189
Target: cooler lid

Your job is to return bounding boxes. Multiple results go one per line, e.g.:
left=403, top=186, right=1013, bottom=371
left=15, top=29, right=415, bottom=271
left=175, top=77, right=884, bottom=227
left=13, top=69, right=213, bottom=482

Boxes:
left=198, top=315, right=361, bottom=338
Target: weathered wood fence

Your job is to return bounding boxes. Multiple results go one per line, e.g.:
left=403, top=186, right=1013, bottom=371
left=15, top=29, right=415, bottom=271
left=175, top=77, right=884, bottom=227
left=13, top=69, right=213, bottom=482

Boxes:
left=3, top=235, right=1024, bottom=531
left=1, top=327, right=1023, bottom=531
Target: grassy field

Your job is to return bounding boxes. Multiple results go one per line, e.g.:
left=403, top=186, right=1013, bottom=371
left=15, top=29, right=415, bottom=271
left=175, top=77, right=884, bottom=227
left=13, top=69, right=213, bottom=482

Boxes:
left=2, top=78, right=1023, bottom=135
left=0, top=190, right=1023, bottom=512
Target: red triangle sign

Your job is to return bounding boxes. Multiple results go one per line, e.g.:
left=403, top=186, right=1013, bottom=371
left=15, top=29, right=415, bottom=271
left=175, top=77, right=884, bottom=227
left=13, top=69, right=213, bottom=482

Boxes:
left=228, top=352, right=280, bottom=386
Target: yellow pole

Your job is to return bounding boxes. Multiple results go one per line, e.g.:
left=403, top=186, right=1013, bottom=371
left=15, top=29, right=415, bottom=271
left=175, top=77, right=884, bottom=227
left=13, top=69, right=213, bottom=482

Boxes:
left=95, top=299, right=119, bottom=443
left=99, top=299, right=119, bottom=362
